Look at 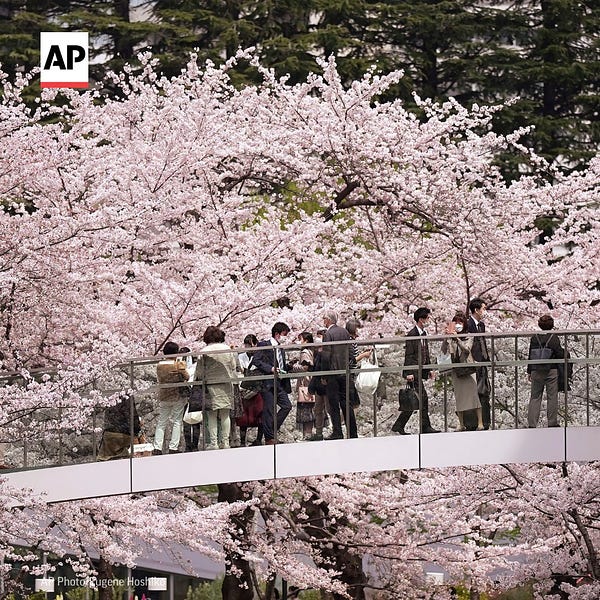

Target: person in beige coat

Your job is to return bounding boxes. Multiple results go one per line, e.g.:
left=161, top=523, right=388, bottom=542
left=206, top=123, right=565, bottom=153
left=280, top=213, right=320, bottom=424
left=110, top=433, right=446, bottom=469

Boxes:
left=441, top=312, right=483, bottom=431
left=196, top=326, right=237, bottom=450
left=153, top=341, right=189, bottom=454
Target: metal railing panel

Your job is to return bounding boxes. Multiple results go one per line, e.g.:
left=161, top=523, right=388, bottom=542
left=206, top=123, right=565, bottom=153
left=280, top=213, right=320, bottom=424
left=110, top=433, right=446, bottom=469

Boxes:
left=4, top=459, right=131, bottom=503
left=566, top=426, right=600, bottom=462
left=1, top=329, right=598, bottom=474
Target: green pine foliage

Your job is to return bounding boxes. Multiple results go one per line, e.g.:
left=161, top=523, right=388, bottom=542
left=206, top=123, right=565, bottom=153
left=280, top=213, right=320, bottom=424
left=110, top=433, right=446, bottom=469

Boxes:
left=184, top=578, right=223, bottom=600
left=0, top=0, right=597, bottom=176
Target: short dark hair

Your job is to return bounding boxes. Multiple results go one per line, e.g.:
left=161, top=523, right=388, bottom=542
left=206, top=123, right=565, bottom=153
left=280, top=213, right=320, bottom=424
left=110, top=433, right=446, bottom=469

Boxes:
left=300, top=331, right=314, bottom=343
left=243, top=334, right=258, bottom=347
left=469, top=297, right=485, bottom=313
left=272, top=322, right=290, bottom=337
left=413, top=307, right=431, bottom=322
left=203, top=326, right=225, bottom=344
left=538, top=314, right=554, bottom=330
left=163, top=341, right=179, bottom=355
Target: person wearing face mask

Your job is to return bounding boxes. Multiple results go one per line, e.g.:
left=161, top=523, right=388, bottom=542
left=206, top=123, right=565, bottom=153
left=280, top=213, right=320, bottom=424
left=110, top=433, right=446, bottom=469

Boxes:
left=467, top=297, right=491, bottom=429
left=251, top=322, right=293, bottom=445
left=441, top=312, right=484, bottom=431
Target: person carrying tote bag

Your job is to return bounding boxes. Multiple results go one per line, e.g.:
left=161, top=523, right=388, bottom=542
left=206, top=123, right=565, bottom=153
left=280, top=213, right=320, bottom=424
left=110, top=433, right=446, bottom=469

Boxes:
left=291, top=331, right=317, bottom=439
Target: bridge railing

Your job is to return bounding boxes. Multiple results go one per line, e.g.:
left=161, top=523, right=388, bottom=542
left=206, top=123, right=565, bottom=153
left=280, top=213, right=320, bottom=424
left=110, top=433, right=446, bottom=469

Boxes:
left=0, top=329, right=598, bottom=471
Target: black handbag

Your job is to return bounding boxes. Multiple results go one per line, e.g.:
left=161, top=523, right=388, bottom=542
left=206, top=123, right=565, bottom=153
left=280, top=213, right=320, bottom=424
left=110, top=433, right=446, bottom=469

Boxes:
left=188, top=383, right=204, bottom=411
left=398, top=384, right=419, bottom=411
left=452, top=348, right=477, bottom=378
left=308, top=375, right=326, bottom=396
left=240, top=365, right=263, bottom=392
left=240, top=378, right=262, bottom=392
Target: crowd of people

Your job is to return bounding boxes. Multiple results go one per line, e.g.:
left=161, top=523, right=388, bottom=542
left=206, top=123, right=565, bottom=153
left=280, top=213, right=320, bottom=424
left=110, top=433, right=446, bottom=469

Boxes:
left=98, top=298, right=570, bottom=458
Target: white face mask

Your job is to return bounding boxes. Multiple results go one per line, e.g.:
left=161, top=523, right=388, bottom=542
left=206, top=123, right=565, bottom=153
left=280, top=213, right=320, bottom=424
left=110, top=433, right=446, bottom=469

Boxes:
left=455, top=323, right=464, bottom=333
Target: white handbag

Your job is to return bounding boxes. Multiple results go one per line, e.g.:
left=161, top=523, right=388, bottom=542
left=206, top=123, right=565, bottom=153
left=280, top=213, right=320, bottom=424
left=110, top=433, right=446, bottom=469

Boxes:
left=354, top=350, right=380, bottom=396
left=436, top=352, right=453, bottom=372
left=183, top=404, right=203, bottom=425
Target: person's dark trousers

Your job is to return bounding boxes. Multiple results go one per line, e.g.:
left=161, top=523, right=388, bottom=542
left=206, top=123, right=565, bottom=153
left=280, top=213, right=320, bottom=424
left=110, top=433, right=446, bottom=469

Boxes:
left=395, top=377, right=432, bottom=432
left=479, top=394, right=491, bottom=430
left=184, top=422, right=201, bottom=451
left=476, top=366, right=491, bottom=430
left=261, top=384, right=292, bottom=442
left=325, top=375, right=357, bottom=439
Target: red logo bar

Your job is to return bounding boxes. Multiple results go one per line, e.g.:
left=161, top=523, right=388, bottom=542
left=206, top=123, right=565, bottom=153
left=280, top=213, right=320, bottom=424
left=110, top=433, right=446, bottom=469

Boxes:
left=41, top=81, right=89, bottom=88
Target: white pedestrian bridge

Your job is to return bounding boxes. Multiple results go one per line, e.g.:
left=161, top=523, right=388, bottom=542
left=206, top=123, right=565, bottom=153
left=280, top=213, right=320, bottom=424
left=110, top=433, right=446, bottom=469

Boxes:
left=3, top=426, right=600, bottom=503
left=1, top=328, right=599, bottom=503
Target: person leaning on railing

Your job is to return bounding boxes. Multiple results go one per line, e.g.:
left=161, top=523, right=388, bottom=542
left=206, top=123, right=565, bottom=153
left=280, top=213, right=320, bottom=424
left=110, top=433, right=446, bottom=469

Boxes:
left=98, top=392, right=141, bottom=460
left=153, top=341, right=189, bottom=455
left=197, top=326, right=238, bottom=450
left=527, top=314, right=564, bottom=428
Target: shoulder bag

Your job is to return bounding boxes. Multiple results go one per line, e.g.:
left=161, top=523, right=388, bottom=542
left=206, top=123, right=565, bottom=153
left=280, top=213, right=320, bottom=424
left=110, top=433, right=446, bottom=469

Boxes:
left=452, top=346, right=477, bottom=378
left=398, top=383, right=419, bottom=411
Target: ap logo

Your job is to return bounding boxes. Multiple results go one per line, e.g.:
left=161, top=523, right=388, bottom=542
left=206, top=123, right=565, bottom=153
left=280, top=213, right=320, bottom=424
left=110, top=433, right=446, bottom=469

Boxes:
left=40, top=32, right=89, bottom=89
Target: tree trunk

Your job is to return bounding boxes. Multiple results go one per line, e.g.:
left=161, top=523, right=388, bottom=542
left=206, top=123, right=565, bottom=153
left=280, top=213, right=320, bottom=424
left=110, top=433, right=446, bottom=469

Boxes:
left=302, top=492, right=367, bottom=600
left=113, top=0, right=133, bottom=60
left=97, top=557, right=114, bottom=600
left=218, top=483, right=254, bottom=600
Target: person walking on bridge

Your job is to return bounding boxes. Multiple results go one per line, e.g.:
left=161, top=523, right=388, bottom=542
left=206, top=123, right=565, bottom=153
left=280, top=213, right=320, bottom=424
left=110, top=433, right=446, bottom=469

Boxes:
left=396, top=307, right=440, bottom=435
left=321, top=311, right=357, bottom=439
left=252, top=322, right=293, bottom=445
left=468, top=298, right=492, bottom=430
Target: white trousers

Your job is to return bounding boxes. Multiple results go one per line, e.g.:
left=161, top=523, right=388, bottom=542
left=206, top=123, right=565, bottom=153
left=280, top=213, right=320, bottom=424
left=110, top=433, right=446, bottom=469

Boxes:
left=205, top=408, right=231, bottom=450
left=154, top=400, right=187, bottom=451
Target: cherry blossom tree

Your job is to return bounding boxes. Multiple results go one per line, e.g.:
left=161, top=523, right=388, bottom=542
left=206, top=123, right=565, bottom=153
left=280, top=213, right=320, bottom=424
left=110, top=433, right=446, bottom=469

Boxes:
left=240, top=464, right=600, bottom=599
left=1, top=50, right=599, bottom=599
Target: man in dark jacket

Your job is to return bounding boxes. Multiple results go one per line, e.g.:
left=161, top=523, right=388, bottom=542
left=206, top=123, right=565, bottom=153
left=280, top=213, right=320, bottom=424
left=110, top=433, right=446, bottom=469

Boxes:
left=321, top=310, right=357, bottom=439
left=467, top=297, right=491, bottom=429
left=252, top=322, right=292, bottom=445
left=396, top=307, right=439, bottom=435
left=527, top=314, right=564, bottom=428
left=98, top=392, right=141, bottom=460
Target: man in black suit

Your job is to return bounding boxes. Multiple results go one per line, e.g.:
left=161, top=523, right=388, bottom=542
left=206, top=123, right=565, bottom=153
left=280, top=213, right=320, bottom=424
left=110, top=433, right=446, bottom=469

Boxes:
left=321, top=310, right=357, bottom=439
left=396, top=307, right=439, bottom=435
left=467, top=297, right=491, bottom=430
left=251, top=322, right=292, bottom=445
